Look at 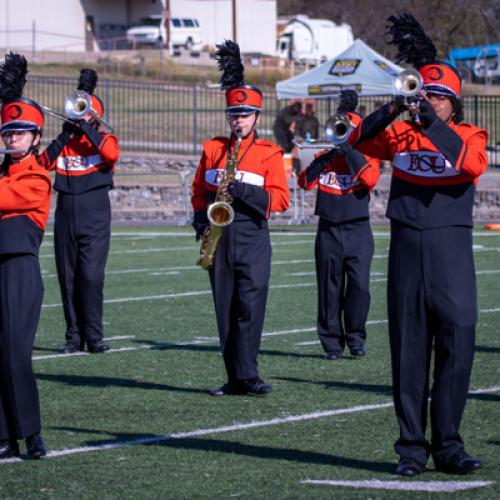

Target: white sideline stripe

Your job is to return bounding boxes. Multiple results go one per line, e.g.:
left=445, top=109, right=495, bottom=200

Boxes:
left=33, top=339, right=213, bottom=361
left=39, top=239, right=317, bottom=260
left=41, top=283, right=316, bottom=309
left=106, top=335, right=135, bottom=341
left=1, top=386, right=498, bottom=464
left=32, top=322, right=390, bottom=362
left=41, top=231, right=500, bottom=239
left=300, top=479, right=495, bottom=493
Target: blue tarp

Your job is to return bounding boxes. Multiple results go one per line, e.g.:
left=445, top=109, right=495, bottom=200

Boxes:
left=447, top=44, right=500, bottom=63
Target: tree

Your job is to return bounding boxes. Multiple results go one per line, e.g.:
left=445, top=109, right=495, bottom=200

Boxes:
left=278, top=0, right=500, bottom=61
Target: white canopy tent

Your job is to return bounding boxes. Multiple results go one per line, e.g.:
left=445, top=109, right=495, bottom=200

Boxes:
left=276, top=39, right=405, bottom=99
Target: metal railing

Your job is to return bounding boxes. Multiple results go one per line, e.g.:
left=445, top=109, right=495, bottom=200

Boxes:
left=24, top=75, right=500, bottom=158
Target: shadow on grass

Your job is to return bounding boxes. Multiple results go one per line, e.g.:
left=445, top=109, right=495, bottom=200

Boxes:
left=275, top=376, right=392, bottom=396
left=48, top=426, right=394, bottom=474
left=468, top=392, right=500, bottom=403
left=132, top=339, right=359, bottom=361
left=475, top=344, right=500, bottom=354
left=33, top=345, right=61, bottom=353
left=36, top=373, right=207, bottom=395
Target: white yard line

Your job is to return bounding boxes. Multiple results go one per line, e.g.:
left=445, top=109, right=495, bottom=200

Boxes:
left=1, top=385, right=498, bottom=465
left=32, top=323, right=383, bottom=362
left=41, top=283, right=317, bottom=309
left=300, top=479, right=495, bottom=493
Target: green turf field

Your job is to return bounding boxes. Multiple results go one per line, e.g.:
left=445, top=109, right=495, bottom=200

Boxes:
left=1, top=225, right=499, bottom=499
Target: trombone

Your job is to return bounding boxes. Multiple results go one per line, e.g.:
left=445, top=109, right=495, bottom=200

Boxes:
left=295, top=114, right=352, bottom=151
left=324, top=114, right=352, bottom=145
left=40, top=91, right=114, bottom=133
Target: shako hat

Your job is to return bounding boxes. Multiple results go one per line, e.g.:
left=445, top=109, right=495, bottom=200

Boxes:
left=0, top=52, right=44, bottom=133
left=336, top=89, right=362, bottom=128
left=215, top=40, right=262, bottom=115
left=386, top=12, right=461, bottom=97
left=77, top=68, right=104, bottom=118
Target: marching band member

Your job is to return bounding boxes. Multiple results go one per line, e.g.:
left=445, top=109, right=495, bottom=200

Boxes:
left=298, top=91, right=380, bottom=360
left=354, top=13, right=488, bottom=476
left=0, top=53, right=50, bottom=459
left=192, top=41, right=289, bottom=396
left=44, top=69, right=120, bottom=354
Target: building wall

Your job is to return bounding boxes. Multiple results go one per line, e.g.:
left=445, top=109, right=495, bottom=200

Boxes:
left=0, top=0, right=86, bottom=52
left=170, top=0, right=276, bottom=55
left=0, top=0, right=276, bottom=54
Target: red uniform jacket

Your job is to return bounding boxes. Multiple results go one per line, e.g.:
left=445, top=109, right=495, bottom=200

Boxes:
left=46, top=131, right=119, bottom=194
left=0, top=155, right=52, bottom=254
left=357, top=119, right=488, bottom=228
left=298, top=149, right=380, bottom=223
left=192, top=133, right=289, bottom=220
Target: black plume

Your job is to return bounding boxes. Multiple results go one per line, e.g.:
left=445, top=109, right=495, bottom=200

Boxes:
left=215, top=40, right=244, bottom=90
left=337, top=90, right=358, bottom=114
left=386, top=12, right=437, bottom=68
left=0, top=52, right=28, bottom=103
left=77, top=68, right=98, bottom=94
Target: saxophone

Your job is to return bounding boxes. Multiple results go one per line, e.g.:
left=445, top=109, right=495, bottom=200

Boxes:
left=197, top=129, right=242, bottom=270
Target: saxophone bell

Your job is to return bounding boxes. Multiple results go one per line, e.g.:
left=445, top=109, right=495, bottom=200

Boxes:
left=207, top=201, right=235, bottom=227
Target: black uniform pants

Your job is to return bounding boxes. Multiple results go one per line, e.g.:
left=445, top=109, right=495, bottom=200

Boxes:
left=388, top=222, right=476, bottom=466
left=315, top=218, right=374, bottom=355
left=209, top=220, right=271, bottom=382
left=54, top=188, right=111, bottom=347
left=0, top=254, right=43, bottom=440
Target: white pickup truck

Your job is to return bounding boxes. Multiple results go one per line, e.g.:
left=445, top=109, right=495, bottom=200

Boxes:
left=126, top=15, right=202, bottom=51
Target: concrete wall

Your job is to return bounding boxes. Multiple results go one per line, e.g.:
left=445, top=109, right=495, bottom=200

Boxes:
left=0, top=0, right=86, bottom=52
left=47, top=154, right=499, bottom=225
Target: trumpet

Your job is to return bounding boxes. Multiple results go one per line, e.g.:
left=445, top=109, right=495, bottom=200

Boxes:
left=40, top=91, right=114, bottom=133
left=324, top=114, right=352, bottom=145
left=393, top=69, right=423, bottom=112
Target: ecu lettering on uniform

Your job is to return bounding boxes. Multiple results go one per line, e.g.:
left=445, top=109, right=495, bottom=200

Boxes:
left=356, top=120, right=488, bottom=229
left=204, top=168, right=265, bottom=189
left=56, top=154, right=103, bottom=174
left=192, top=136, right=289, bottom=221
left=392, top=151, right=459, bottom=178
left=46, top=133, right=119, bottom=195
left=318, top=172, right=361, bottom=192
left=298, top=151, right=380, bottom=224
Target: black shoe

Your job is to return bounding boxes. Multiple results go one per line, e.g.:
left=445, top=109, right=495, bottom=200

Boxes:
left=210, top=382, right=240, bottom=397
left=325, top=352, right=341, bottom=360
left=395, top=458, right=425, bottom=476
left=239, top=377, right=272, bottom=396
left=436, top=452, right=481, bottom=475
left=349, top=345, right=366, bottom=357
left=61, top=342, right=81, bottom=354
left=25, top=434, right=46, bottom=460
left=87, top=341, right=110, bottom=353
left=0, top=440, right=20, bottom=459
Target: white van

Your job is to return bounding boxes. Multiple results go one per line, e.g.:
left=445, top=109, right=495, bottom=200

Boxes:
left=126, top=16, right=202, bottom=50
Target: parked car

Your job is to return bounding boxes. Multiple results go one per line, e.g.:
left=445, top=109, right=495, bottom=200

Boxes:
left=126, top=15, right=202, bottom=51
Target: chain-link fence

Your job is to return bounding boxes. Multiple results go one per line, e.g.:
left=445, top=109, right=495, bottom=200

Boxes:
left=25, top=75, right=500, bottom=155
